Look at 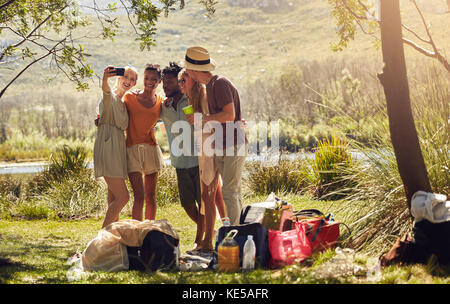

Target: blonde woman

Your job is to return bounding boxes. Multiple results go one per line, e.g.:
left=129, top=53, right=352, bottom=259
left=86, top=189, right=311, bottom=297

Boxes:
left=179, top=70, right=226, bottom=252
left=94, top=65, right=138, bottom=228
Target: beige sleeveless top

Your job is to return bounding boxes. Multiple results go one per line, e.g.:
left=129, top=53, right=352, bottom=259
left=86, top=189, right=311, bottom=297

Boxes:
left=196, top=91, right=218, bottom=187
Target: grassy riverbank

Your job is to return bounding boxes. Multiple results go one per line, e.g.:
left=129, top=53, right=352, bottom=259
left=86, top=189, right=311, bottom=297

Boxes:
left=1, top=139, right=449, bottom=284
left=1, top=194, right=449, bottom=284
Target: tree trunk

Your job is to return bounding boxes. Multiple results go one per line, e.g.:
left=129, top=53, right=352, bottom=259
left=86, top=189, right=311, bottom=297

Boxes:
left=377, top=0, right=432, bottom=210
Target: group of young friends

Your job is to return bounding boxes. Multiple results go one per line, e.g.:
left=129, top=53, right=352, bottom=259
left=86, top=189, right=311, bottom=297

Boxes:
left=93, top=46, right=247, bottom=252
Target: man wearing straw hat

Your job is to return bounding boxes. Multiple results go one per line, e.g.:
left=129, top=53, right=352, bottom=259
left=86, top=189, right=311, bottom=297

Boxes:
left=184, top=46, right=248, bottom=225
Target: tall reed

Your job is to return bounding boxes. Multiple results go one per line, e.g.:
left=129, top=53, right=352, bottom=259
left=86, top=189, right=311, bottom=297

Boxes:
left=306, top=135, right=355, bottom=200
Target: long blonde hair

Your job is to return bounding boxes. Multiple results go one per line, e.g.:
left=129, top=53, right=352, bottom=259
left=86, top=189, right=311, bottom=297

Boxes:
left=181, top=71, right=208, bottom=115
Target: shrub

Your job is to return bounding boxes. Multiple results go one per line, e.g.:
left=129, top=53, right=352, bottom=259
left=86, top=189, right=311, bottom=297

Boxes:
left=28, top=144, right=90, bottom=195
left=306, top=135, right=356, bottom=200
left=277, top=121, right=308, bottom=152
left=16, top=200, right=58, bottom=220
left=47, top=144, right=89, bottom=177
left=20, top=144, right=105, bottom=219
left=245, top=157, right=308, bottom=195
left=155, top=165, right=180, bottom=206
left=38, top=169, right=105, bottom=218
left=0, top=175, right=24, bottom=218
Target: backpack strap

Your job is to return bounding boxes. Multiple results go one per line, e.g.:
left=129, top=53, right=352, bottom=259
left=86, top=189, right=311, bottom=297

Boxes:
left=311, top=219, right=327, bottom=242
left=293, top=209, right=325, bottom=222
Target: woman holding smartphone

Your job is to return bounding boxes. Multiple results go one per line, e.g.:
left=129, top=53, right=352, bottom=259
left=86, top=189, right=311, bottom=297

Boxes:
left=94, top=65, right=138, bottom=228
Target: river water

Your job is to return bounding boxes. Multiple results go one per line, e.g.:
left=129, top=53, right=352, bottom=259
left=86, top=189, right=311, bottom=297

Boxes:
left=0, top=152, right=368, bottom=175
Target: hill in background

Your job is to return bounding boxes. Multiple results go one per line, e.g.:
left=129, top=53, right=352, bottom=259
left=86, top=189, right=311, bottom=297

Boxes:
left=1, top=0, right=449, bottom=106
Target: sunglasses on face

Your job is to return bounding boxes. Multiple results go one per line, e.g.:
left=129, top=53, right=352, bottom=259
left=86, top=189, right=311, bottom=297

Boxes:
left=179, top=78, right=186, bottom=84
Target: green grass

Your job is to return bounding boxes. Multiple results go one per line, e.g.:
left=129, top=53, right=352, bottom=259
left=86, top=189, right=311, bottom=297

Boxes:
left=1, top=157, right=449, bottom=283
left=1, top=193, right=449, bottom=284
left=1, top=0, right=450, bottom=284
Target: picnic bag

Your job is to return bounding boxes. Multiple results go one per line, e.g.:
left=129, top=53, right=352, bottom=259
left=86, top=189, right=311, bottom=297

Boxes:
left=262, top=206, right=294, bottom=231
left=292, top=209, right=348, bottom=253
left=302, top=215, right=341, bottom=252
left=240, top=198, right=293, bottom=231
left=268, top=221, right=312, bottom=269
left=214, top=222, right=271, bottom=268
left=239, top=205, right=267, bottom=225
left=81, top=219, right=179, bottom=272
left=127, top=230, right=179, bottom=272
left=292, top=209, right=324, bottom=220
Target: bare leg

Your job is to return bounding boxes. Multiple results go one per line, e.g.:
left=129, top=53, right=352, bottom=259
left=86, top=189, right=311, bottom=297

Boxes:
left=215, top=177, right=226, bottom=220
left=102, top=177, right=129, bottom=228
left=199, top=175, right=219, bottom=251
left=196, top=212, right=205, bottom=247
left=128, top=172, right=145, bottom=221
left=144, top=172, right=158, bottom=220
left=184, top=204, right=205, bottom=246
left=107, top=188, right=119, bottom=223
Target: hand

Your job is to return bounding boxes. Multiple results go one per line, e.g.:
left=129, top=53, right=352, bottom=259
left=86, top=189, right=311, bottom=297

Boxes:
left=103, top=65, right=116, bottom=80
left=145, top=126, right=156, bottom=137
left=94, top=117, right=99, bottom=127
left=186, top=113, right=195, bottom=125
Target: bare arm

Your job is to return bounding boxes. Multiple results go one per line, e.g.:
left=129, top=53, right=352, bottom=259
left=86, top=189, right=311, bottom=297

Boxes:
left=96, top=65, right=116, bottom=127
left=186, top=102, right=235, bottom=125
left=204, top=102, right=235, bottom=123
left=102, top=65, right=116, bottom=94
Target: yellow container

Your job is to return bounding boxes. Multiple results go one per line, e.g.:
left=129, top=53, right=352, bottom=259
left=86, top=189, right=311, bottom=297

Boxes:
left=182, top=105, right=194, bottom=115
left=217, top=230, right=240, bottom=272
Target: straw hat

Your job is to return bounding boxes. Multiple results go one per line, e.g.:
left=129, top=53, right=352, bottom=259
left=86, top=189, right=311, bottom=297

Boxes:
left=184, top=46, right=216, bottom=71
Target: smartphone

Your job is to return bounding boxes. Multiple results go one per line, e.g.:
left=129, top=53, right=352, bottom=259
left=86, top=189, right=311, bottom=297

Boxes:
left=113, top=67, right=125, bottom=76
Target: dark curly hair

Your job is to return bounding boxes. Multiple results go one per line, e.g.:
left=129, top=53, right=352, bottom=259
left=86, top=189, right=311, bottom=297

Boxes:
left=144, top=63, right=161, bottom=78
left=162, top=62, right=182, bottom=78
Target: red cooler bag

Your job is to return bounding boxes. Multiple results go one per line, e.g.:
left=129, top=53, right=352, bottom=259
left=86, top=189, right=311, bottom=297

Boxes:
left=268, top=222, right=312, bottom=269
left=302, top=217, right=340, bottom=252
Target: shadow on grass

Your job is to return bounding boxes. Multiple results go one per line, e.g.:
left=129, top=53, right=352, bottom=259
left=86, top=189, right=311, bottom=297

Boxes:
left=0, top=227, right=449, bottom=284
left=425, top=256, right=450, bottom=278
left=0, top=234, right=81, bottom=283
left=0, top=256, right=41, bottom=283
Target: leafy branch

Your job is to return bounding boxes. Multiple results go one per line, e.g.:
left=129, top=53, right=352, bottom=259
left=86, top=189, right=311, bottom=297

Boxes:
left=0, top=0, right=217, bottom=99
left=0, top=35, right=69, bottom=98
left=329, top=0, right=450, bottom=73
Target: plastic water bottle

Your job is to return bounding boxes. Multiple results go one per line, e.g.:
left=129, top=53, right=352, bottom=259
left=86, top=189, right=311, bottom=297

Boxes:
left=242, top=235, right=256, bottom=271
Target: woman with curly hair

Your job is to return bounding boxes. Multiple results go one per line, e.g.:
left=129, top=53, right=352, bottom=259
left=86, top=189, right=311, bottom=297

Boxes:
left=123, top=64, right=165, bottom=221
